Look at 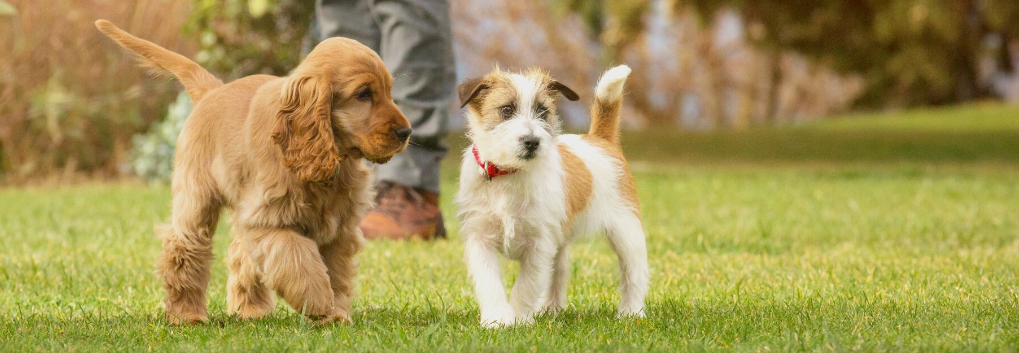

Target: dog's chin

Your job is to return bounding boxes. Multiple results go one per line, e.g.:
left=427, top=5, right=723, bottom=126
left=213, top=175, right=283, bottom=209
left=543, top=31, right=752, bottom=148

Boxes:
left=487, top=151, right=541, bottom=170
left=352, top=143, right=406, bottom=164
left=365, top=154, right=393, bottom=164
left=354, top=148, right=397, bottom=164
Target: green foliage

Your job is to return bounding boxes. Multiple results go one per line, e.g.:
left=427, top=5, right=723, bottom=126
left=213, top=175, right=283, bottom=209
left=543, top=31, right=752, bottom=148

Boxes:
left=129, top=92, right=192, bottom=184
left=0, top=0, right=193, bottom=182
left=186, top=0, right=314, bottom=78
left=3, top=104, right=1019, bottom=350
left=673, top=0, right=1017, bottom=106
left=552, top=0, right=649, bottom=61
left=983, top=0, right=1019, bottom=38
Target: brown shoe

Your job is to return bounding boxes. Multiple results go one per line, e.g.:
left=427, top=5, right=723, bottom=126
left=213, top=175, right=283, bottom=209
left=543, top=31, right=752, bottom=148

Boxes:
left=359, top=182, right=447, bottom=240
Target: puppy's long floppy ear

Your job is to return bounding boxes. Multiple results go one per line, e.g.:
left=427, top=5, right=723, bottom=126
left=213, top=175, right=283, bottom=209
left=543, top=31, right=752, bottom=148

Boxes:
left=549, top=80, right=580, bottom=101
left=458, top=77, right=489, bottom=108
left=271, top=75, right=341, bottom=182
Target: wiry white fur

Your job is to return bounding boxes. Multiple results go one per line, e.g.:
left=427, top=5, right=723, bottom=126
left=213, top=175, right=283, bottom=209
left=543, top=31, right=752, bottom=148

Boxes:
left=457, top=67, right=648, bottom=328
left=467, top=73, right=555, bottom=170
left=595, top=65, right=631, bottom=102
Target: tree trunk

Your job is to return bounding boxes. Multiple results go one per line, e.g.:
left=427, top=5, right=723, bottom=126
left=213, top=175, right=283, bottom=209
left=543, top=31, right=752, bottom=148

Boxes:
left=765, top=51, right=782, bottom=123
left=954, top=0, right=990, bottom=102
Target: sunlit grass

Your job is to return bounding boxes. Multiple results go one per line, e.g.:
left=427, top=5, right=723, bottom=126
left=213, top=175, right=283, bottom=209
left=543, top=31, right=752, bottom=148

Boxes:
left=1, top=104, right=1018, bottom=351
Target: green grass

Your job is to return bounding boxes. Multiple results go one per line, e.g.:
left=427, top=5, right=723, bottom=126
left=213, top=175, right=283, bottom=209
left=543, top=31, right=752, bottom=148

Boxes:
left=2, top=103, right=1019, bottom=352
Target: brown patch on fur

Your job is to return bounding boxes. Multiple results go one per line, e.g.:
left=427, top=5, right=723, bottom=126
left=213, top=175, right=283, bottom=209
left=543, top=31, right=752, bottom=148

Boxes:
left=559, top=143, right=593, bottom=226
left=581, top=135, right=641, bottom=217
left=459, top=68, right=580, bottom=133
left=460, top=73, right=512, bottom=120
left=589, top=99, right=621, bottom=145
left=458, top=77, right=488, bottom=108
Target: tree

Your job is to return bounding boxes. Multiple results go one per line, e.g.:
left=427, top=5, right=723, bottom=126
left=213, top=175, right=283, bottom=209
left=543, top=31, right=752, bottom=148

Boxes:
left=186, top=0, right=313, bottom=79
left=553, top=0, right=650, bottom=64
left=673, top=0, right=1019, bottom=107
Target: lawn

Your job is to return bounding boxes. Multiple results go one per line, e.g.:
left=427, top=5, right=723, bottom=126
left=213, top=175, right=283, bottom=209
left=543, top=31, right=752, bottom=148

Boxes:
left=2, top=103, right=1019, bottom=352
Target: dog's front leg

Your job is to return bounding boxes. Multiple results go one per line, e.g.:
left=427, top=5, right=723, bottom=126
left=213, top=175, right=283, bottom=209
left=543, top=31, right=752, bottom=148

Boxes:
left=465, top=236, right=515, bottom=328
left=226, top=231, right=274, bottom=320
left=319, top=227, right=365, bottom=324
left=250, top=227, right=337, bottom=323
left=508, top=239, right=557, bottom=324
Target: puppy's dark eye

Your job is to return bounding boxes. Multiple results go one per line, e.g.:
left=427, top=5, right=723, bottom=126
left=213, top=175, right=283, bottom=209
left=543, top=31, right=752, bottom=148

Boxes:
left=535, top=104, right=549, bottom=120
left=499, top=104, right=515, bottom=119
left=356, top=88, right=373, bottom=102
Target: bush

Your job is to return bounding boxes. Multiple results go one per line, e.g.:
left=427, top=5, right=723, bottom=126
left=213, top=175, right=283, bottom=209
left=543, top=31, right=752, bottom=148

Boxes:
left=0, top=0, right=194, bottom=183
left=186, top=0, right=313, bottom=78
left=129, top=92, right=191, bottom=184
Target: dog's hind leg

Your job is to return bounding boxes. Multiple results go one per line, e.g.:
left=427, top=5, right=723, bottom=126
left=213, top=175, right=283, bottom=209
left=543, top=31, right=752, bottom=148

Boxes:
left=543, top=247, right=570, bottom=313
left=250, top=228, right=337, bottom=323
left=226, top=228, right=274, bottom=320
left=605, top=214, right=649, bottom=317
left=157, top=183, right=221, bottom=325
left=319, top=227, right=365, bottom=324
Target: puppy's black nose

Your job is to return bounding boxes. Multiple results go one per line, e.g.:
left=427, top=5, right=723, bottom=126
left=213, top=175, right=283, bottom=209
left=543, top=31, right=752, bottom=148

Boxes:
left=521, top=135, right=540, bottom=152
left=394, top=127, right=412, bottom=142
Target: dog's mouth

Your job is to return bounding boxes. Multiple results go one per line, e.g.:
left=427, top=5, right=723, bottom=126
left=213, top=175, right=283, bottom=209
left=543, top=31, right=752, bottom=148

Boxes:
left=349, top=146, right=399, bottom=164
left=518, top=151, right=537, bottom=161
left=365, top=154, right=393, bottom=164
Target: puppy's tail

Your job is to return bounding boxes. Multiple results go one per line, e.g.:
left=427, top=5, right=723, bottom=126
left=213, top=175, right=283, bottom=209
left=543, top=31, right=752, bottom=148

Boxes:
left=95, top=20, right=222, bottom=103
left=588, top=65, right=631, bottom=145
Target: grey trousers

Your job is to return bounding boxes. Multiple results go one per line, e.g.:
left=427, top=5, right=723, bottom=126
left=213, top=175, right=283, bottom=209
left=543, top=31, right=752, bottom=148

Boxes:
left=309, top=0, right=455, bottom=193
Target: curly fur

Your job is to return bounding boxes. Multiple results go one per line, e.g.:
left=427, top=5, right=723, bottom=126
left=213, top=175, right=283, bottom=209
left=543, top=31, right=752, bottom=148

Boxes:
left=272, top=76, right=343, bottom=182
left=96, top=20, right=410, bottom=325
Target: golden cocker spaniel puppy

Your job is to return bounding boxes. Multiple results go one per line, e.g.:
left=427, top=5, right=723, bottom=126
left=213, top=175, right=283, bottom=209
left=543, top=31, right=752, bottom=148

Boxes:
left=96, top=20, right=411, bottom=324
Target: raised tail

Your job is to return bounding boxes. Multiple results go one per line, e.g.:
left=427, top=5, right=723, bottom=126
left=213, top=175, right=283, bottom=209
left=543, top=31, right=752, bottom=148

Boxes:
left=589, top=65, right=631, bottom=145
left=95, top=20, right=222, bottom=103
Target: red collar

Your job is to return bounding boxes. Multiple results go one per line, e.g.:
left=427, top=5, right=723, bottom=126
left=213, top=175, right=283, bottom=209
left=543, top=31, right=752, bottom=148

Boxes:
left=472, top=145, right=517, bottom=180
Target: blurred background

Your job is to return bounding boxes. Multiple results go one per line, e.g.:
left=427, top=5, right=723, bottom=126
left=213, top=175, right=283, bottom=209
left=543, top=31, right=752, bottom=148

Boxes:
left=1, top=0, right=1018, bottom=184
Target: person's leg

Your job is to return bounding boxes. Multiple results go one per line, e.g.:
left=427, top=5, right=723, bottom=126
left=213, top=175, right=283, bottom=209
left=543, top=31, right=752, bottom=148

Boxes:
left=314, top=0, right=381, bottom=51
left=314, top=0, right=455, bottom=239
left=359, top=0, right=455, bottom=239
left=368, top=0, right=455, bottom=195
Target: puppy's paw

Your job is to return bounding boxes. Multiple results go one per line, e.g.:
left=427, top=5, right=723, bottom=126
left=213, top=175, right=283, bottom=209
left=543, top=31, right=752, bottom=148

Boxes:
left=229, top=303, right=274, bottom=320
left=542, top=301, right=566, bottom=314
left=617, top=307, right=645, bottom=319
left=166, top=312, right=207, bottom=325
left=315, top=310, right=353, bottom=326
left=480, top=306, right=517, bottom=329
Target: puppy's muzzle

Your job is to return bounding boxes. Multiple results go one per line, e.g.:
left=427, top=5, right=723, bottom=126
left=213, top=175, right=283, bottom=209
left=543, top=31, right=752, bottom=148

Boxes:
left=394, top=127, right=412, bottom=142
left=519, top=135, right=540, bottom=160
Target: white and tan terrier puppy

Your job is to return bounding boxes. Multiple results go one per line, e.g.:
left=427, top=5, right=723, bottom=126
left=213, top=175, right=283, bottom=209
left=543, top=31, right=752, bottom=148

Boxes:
left=456, top=65, right=649, bottom=328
